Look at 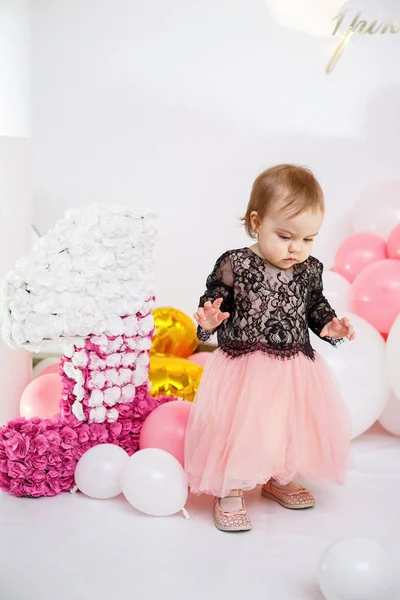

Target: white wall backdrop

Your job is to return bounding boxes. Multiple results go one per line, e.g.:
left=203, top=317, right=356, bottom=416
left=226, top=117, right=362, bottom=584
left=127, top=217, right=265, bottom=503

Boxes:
left=32, top=0, right=400, bottom=316
left=0, top=0, right=32, bottom=422
left=0, top=0, right=30, bottom=137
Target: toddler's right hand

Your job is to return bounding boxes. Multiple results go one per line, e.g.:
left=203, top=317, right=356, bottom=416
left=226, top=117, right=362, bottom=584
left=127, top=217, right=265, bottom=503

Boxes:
left=193, top=298, right=230, bottom=331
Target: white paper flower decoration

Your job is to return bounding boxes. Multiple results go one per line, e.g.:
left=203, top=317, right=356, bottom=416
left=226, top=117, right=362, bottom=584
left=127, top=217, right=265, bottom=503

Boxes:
left=1, top=204, right=157, bottom=352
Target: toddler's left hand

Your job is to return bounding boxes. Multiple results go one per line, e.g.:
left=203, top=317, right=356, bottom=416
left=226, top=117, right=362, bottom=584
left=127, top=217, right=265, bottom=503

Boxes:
left=320, top=317, right=356, bottom=341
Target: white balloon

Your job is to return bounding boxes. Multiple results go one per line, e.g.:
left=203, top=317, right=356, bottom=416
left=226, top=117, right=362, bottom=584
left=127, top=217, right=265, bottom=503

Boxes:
left=265, top=0, right=344, bottom=38
left=75, top=444, right=129, bottom=499
left=312, top=313, right=391, bottom=438
left=121, top=448, right=188, bottom=516
left=386, top=313, right=400, bottom=401
left=322, top=271, right=353, bottom=315
left=352, top=180, right=400, bottom=239
left=379, top=393, right=400, bottom=437
left=32, top=357, right=60, bottom=378
left=318, top=537, right=395, bottom=600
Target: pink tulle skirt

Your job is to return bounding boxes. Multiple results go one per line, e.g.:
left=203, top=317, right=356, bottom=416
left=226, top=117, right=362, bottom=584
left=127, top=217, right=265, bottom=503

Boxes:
left=184, top=349, right=351, bottom=498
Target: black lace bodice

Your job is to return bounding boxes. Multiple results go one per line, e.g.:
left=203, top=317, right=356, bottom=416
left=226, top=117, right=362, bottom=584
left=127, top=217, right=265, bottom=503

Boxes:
left=197, top=248, right=340, bottom=361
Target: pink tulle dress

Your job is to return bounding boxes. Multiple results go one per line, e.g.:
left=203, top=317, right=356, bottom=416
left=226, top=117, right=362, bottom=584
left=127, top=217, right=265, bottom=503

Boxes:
left=184, top=248, right=351, bottom=498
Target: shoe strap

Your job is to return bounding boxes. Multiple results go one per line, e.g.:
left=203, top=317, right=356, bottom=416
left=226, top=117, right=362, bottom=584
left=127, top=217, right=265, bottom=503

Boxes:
left=215, top=497, right=247, bottom=517
left=269, top=482, right=306, bottom=496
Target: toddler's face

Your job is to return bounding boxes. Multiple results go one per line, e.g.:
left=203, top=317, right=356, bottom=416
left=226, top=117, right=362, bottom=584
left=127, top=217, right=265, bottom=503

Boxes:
left=250, top=202, right=324, bottom=269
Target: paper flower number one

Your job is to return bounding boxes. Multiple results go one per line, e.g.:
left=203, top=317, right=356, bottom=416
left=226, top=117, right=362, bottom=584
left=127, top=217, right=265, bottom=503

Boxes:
left=0, top=205, right=170, bottom=497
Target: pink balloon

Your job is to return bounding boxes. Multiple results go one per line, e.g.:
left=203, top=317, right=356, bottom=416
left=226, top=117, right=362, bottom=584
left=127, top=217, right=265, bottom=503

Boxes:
left=39, top=363, right=60, bottom=378
left=334, top=233, right=388, bottom=283
left=20, top=373, right=62, bottom=419
left=139, top=400, right=192, bottom=466
left=388, top=224, right=400, bottom=260
left=188, top=352, right=211, bottom=366
left=352, top=259, right=400, bottom=333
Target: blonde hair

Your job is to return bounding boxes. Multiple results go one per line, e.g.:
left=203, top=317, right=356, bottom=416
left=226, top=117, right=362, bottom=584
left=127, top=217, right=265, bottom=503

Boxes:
left=242, top=164, right=325, bottom=239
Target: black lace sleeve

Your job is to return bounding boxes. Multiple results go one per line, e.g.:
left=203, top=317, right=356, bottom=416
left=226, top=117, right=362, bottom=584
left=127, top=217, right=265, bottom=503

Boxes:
left=308, top=260, right=341, bottom=346
left=197, top=252, right=234, bottom=342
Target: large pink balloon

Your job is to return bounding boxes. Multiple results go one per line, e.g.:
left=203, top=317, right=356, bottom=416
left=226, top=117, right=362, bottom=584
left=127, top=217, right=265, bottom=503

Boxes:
left=388, top=224, right=400, bottom=260
left=32, top=358, right=60, bottom=379
left=39, top=363, right=60, bottom=378
left=20, top=373, right=62, bottom=419
left=334, top=233, right=388, bottom=283
left=139, top=400, right=191, bottom=466
left=352, top=259, right=400, bottom=334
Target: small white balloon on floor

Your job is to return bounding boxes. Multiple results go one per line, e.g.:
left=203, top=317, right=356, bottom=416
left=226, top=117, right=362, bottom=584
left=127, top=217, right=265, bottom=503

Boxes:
left=121, top=448, right=188, bottom=517
left=75, top=444, right=130, bottom=500
left=318, top=537, right=396, bottom=600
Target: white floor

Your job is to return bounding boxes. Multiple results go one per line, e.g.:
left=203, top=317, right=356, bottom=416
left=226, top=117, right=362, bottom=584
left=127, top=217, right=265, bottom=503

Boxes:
left=0, top=424, right=399, bottom=600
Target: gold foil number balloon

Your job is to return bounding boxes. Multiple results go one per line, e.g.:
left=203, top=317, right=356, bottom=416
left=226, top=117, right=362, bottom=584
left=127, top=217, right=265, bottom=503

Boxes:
left=149, top=357, right=203, bottom=402
left=151, top=307, right=199, bottom=358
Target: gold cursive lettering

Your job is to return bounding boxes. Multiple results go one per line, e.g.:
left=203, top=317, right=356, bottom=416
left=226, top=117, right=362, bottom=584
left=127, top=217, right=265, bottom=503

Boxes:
left=365, top=20, right=382, bottom=34
left=332, top=10, right=347, bottom=36
left=381, top=20, right=400, bottom=34
left=326, top=10, right=400, bottom=73
left=325, top=28, right=354, bottom=74
left=350, top=12, right=368, bottom=33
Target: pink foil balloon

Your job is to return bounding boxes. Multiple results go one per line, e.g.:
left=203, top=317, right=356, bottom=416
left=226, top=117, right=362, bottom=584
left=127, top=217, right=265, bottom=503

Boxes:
left=388, top=224, right=400, bottom=260
left=352, top=259, right=400, bottom=334
left=188, top=352, right=211, bottom=366
left=334, top=233, right=388, bottom=283
left=139, top=400, right=191, bottom=466
left=20, top=373, right=62, bottom=419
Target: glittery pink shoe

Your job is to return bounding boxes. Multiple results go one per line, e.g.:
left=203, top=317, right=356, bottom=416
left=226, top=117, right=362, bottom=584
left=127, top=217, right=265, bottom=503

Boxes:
left=261, top=479, right=315, bottom=510
left=213, top=490, right=252, bottom=532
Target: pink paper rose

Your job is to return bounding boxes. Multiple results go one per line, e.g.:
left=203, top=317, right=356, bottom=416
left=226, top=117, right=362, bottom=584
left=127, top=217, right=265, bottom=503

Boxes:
left=31, top=434, right=49, bottom=455
left=60, top=427, right=78, bottom=449
left=4, top=434, right=30, bottom=460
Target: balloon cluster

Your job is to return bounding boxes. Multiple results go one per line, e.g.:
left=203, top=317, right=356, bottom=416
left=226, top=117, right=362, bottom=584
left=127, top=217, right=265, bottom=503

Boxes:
left=315, top=189, right=400, bottom=599
left=75, top=444, right=189, bottom=518
left=334, top=228, right=400, bottom=335
left=73, top=398, right=192, bottom=517
left=23, top=307, right=209, bottom=418
left=316, top=189, right=400, bottom=440
left=149, top=307, right=207, bottom=402
left=21, top=307, right=208, bottom=515
left=71, top=307, right=211, bottom=517
left=142, top=305, right=213, bottom=467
